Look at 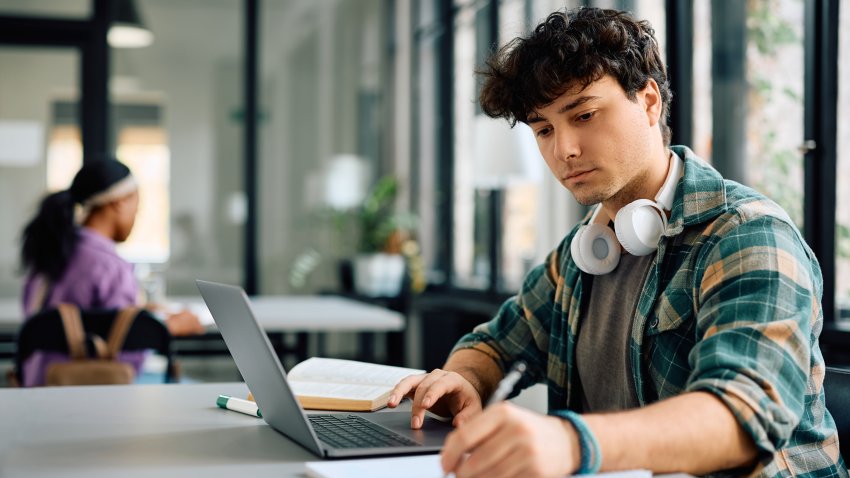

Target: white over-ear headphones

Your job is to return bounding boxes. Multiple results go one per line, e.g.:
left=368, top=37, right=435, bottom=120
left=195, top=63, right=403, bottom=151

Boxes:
left=570, top=153, right=684, bottom=275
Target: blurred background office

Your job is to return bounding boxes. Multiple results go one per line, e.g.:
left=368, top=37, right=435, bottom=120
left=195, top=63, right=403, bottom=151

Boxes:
left=0, top=0, right=848, bottom=381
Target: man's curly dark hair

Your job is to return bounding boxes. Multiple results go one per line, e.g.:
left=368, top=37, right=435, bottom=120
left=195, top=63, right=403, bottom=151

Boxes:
left=479, top=7, right=672, bottom=145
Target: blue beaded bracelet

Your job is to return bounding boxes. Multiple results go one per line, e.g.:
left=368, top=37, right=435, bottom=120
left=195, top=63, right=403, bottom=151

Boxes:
left=550, top=409, right=602, bottom=474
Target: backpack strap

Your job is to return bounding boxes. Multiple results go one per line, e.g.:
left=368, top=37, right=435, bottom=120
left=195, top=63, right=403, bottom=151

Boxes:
left=56, top=303, right=86, bottom=360
left=106, top=307, right=140, bottom=359
left=27, top=275, right=51, bottom=315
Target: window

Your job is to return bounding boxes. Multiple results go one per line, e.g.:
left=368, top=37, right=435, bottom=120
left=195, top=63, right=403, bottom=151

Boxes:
left=692, top=0, right=712, bottom=160
left=692, top=1, right=805, bottom=229
left=837, top=1, right=850, bottom=319
left=746, top=0, right=805, bottom=228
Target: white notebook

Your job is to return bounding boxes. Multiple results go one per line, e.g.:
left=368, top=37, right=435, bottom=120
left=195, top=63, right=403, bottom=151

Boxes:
left=305, top=454, right=654, bottom=478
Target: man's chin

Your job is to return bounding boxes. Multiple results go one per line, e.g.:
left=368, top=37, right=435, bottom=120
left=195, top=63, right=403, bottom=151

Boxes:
left=564, top=184, right=606, bottom=206
left=572, top=193, right=605, bottom=207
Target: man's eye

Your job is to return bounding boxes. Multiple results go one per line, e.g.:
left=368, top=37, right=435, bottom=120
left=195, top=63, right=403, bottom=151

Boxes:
left=577, top=111, right=594, bottom=122
left=536, top=127, right=551, bottom=137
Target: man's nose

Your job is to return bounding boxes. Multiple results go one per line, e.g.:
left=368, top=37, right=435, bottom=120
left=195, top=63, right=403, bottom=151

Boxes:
left=553, top=128, right=580, bottom=162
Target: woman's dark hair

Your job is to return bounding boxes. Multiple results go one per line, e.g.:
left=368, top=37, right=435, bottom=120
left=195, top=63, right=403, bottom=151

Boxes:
left=479, top=7, right=672, bottom=145
left=20, top=157, right=131, bottom=281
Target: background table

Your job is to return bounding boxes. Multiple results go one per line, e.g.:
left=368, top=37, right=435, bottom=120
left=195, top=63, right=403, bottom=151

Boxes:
left=0, top=296, right=404, bottom=364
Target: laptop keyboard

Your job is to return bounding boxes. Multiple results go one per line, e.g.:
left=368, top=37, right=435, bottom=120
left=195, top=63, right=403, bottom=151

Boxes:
left=309, top=414, right=422, bottom=449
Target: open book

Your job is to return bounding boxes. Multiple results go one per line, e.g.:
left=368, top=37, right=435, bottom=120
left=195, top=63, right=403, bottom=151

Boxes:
left=249, top=358, right=424, bottom=412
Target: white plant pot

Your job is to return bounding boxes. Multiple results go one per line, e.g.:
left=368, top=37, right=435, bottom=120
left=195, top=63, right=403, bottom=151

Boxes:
left=353, top=253, right=405, bottom=297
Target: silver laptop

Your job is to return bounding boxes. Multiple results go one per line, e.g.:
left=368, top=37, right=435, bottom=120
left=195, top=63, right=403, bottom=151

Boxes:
left=196, top=280, right=452, bottom=458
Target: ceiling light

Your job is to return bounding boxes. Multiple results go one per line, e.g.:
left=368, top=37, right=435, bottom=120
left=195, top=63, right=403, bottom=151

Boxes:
left=108, top=0, right=153, bottom=49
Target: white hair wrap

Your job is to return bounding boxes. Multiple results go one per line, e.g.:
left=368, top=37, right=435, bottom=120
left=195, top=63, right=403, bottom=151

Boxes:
left=74, top=175, right=138, bottom=224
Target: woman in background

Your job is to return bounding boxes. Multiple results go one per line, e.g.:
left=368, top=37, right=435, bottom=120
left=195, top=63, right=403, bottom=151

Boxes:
left=20, top=157, right=204, bottom=386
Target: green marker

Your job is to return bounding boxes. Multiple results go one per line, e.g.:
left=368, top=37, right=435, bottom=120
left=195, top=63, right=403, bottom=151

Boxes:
left=217, top=394, right=262, bottom=418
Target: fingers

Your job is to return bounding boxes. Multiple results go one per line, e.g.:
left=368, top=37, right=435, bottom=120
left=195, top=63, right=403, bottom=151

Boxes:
left=389, top=369, right=483, bottom=429
left=387, top=373, right=427, bottom=408
left=444, top=406, right=580, bottom=478
left=441, top=403, right=509, bottom=472
left=451, top=405, right=479, bottom=427
left=460, top=446, right=529, bottom=478
left=410, top=369, right=463, bottom=428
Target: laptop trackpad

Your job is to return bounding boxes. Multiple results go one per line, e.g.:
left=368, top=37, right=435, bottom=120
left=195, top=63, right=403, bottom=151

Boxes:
left=360, top=411, right=453, bottom=447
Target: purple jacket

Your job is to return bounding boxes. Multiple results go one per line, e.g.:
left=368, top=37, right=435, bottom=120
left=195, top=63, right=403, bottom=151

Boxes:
left=21, top=228, right=145, bottom=387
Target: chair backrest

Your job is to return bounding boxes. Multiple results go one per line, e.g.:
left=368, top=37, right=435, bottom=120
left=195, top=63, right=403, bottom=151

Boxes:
left=824, top=366, right=850, bottom=464
left=15, top=307, right=175, bottom=385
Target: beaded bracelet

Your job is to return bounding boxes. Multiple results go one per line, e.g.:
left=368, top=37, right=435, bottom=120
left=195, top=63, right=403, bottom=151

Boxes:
left=550, top=409, right=602, bottom=474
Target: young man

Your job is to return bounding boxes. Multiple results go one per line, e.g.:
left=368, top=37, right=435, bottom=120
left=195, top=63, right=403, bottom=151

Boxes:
left=388, top=7, right=844, bottom=477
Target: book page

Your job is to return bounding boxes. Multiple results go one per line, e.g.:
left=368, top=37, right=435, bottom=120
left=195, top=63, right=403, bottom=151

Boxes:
left=290, top=381, right=390, bottom=400
left=288, top=358, right=424, bottom=387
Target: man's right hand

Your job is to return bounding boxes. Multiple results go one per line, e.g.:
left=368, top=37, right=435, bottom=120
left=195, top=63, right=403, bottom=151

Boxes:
left=387, top=369, right=484, bottom=429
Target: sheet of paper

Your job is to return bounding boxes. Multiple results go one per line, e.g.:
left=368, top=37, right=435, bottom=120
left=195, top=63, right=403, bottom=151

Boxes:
left=305, top=454, right=446, bottom=478
left=305, top=454, right=653, bottom=478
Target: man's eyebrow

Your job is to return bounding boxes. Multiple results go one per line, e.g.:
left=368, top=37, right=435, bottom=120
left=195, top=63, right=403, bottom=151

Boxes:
left=526, top=95, right=602, bottom=124
left=558, top=95, right=601, bottom=114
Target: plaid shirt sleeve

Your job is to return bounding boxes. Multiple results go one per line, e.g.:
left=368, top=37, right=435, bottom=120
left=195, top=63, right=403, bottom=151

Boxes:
left=685, top=204, right=824, bottom=464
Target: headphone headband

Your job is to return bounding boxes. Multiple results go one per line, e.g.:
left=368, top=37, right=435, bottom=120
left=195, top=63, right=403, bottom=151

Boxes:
left=654, top=152, right=683, bottom=211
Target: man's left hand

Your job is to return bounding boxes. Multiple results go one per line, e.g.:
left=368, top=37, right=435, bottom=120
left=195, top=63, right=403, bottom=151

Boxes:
left=440, top=402, right=581, bottom=478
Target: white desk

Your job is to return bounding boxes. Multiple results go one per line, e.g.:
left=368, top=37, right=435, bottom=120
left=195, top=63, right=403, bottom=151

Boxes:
left=0, top=383, right=695, bottom=478
left=0, top=382, right=314, bottom=477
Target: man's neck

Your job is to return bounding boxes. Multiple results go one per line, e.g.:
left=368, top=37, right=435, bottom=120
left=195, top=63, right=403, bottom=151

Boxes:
left=601, top=147, right=672, bottom=220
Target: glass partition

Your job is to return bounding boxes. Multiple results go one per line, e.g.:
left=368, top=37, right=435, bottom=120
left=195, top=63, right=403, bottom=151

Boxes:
left=0, top=48, right=79, bottom=301
left=110, top=0, right=245, bottom=297
left=258, top=0, right=390, bottom=295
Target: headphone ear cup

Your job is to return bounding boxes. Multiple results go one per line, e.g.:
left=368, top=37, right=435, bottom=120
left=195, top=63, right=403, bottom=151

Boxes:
left=570, top=226, right=591, bottom=273
left=573, top=224, right=620, bottom=275
left=614, top=199, right=666, bottom=256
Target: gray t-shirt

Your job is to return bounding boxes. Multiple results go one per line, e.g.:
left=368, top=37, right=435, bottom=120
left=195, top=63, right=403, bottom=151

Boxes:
left=576, top=252, right=655, bottom=413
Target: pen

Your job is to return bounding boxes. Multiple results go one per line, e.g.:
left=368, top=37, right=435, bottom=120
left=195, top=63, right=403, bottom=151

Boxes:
left=216, top=394, right=262, bottom=418
left=485, top=361, right=527, bottom=407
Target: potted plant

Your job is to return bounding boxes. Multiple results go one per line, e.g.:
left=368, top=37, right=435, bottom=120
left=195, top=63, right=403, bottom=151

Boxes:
left=338, top=176, right=417, bottom=297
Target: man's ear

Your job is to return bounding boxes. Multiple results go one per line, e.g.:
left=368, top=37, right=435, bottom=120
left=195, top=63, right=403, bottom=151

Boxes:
left=640, top=79, right=663, bottom=127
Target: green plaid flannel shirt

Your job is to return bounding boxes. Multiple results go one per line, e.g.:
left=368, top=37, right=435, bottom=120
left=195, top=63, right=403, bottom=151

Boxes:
left=453, top=146, right=846, bottom=477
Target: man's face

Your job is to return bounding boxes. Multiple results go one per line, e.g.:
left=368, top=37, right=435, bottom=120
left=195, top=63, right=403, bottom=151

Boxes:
left=527, top=75, right=663, bottom=208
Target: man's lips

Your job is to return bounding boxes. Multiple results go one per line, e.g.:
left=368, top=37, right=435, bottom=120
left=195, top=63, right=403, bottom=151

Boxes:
left=565, top=169, right=595, bottom=181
